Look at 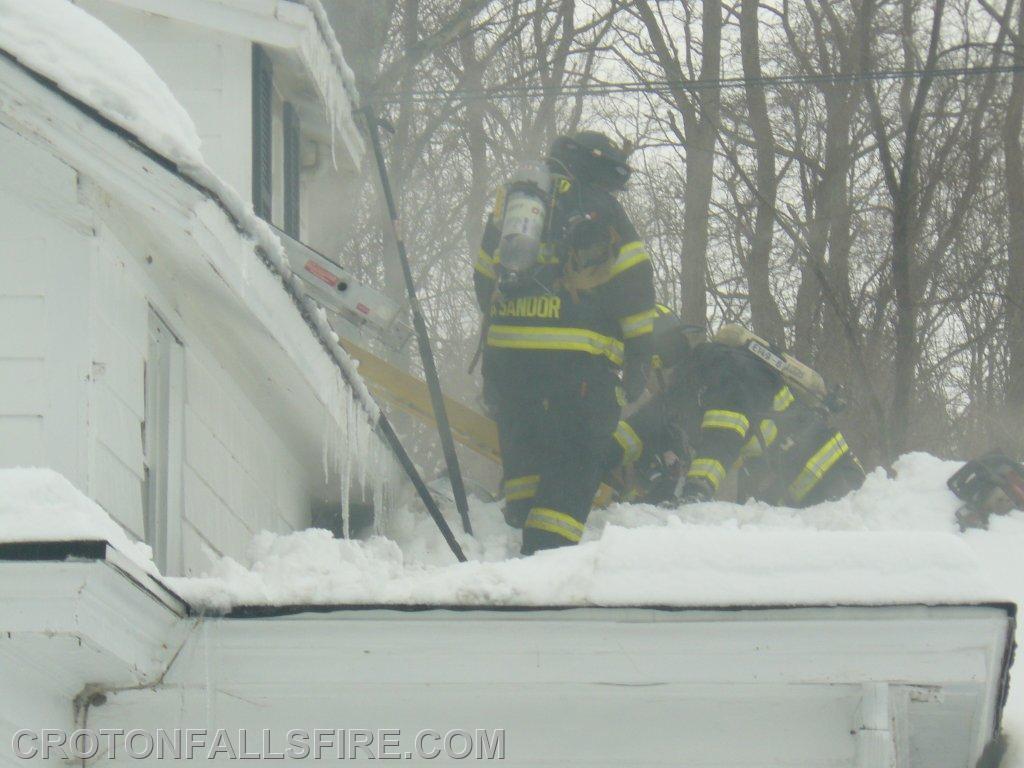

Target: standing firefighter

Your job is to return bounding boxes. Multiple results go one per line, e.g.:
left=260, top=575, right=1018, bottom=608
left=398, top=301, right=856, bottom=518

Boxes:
left=604, top=309, right=866, bottom=508
left=474, top=131, right=656, bottom=554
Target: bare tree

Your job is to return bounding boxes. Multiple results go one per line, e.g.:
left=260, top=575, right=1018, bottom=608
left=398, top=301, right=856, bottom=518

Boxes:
left=632, top=0, right=723, bottom=326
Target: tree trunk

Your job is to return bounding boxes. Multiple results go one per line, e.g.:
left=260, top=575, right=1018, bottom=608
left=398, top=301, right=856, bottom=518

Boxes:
left=739, top=0, right=784, bottom=343
left=680, top=0, right=722, bottom=326
left=1004, top=0, right=1024, bottom=450
left=460, top=31, right=489, bottom=255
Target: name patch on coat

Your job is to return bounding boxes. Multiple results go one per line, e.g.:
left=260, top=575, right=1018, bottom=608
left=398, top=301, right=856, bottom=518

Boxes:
left=490, top=296, right=562, bottom=319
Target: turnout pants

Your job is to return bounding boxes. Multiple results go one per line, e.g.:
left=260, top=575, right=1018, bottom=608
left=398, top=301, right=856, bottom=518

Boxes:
left=495, top=369, right=620, bottom=555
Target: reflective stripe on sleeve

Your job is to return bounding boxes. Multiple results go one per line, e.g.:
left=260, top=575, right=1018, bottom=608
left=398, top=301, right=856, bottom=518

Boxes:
left=740, top=419, right=779, bottom=461
left=487, top=325, right=625, bottom=366
left=788, top=433, right=851, bottom=502
left=620, top=307, right=658, bottom=340
left=701, top=409, right=750, bottom=438
left=475, top=249, right=498, bottom=279
left=609, top=241, right=650, bottom=277
left=613, top=421, right=644, bottom=465
left=774, top=386, right=796, bottom=412
left=687, top=458, right=727, bottom=490
left=525, top=507, right=585, bottom=543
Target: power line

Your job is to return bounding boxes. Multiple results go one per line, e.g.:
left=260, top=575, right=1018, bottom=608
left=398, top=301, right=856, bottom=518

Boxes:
left=375, top=63, right=1024, bottom=104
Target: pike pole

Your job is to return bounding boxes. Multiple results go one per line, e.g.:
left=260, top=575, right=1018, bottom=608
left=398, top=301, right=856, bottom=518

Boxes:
left=363, top=105, right=474, bottom=536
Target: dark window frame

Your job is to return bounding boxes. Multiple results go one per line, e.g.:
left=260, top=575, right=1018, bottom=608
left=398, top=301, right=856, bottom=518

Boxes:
left=283, top=102, right=301, bottom=239
left=252, top=45, right=273, bottom=222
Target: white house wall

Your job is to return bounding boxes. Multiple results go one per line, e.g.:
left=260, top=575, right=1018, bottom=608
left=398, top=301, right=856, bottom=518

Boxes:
left=0, top=126, right=92, bottom=488
left=87, top=209, right=314, bottom=573
left=77, top=0, right=254, bottom=206
left=0, top=123, right=313, bottom=575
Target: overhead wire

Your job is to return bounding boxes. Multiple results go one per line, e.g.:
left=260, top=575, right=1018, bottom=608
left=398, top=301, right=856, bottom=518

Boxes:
left=373, top=63, right=1024, bottom=104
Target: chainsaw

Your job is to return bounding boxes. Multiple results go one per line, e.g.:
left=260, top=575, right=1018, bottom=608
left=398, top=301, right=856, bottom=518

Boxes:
left=947, top=452, right=1024, bottom=531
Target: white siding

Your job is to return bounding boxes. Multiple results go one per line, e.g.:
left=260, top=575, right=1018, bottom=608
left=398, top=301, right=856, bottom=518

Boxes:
left=0, top=126, right=91, bottom=487
left=88, top=230, right=150, bottom=540
left=0, top=124, right=314, bottom=576
left=85, top=226, right=313, bottom=574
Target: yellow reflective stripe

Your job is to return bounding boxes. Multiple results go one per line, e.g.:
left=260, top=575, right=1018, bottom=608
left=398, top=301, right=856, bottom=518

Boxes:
left=739, top=419, right=779, bottom=462
left=609, top=241, right=650, bottom=277
left=701, top=409, right=750, bottom=437
left=538, top=243, right=560, bottom=265
left=475, top=249, right=497, bottom=279
left=487, top=325, right=625, bottom=366
left=687, top=458, right=726, bottom=490
left=613, top=421, right=644, bottom=465
left=774, top=386, right=795, bottom=412
left=504, top=475, right=539, bottom=502
left=620, top=307, right=658, bottom=340
left=788, top=433, right=850, bottom=502
left=525, top=507, right=585, bottom=543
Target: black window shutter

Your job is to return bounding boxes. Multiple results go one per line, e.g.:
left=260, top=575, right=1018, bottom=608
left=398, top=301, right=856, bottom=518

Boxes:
left=283, top=102, right=301, bottom=239
left=252, top=45, right=273, bottom=222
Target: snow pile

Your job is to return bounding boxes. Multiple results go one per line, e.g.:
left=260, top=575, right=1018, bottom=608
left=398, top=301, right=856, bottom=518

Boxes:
left=169, top=453, right=1007, bottom=610
left=0, top=468, right=158, bottom=576
left=0, top=0, right=203, bottom=167
left=171, top=523, right=990, bottom=611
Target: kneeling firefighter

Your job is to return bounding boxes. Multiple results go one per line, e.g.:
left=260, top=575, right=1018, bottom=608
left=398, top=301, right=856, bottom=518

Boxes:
left=473, top=131, right=657, bottom=554
left=603, top=309, right=866, bottom=508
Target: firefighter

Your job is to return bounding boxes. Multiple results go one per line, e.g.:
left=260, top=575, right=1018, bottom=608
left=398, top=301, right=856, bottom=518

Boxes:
left=474, top=131, right=656, bottom=554
left=604, top=309, right=866, bottom=508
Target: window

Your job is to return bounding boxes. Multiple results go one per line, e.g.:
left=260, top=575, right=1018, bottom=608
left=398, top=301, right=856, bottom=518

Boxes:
left=283, top=102, right=301, bottom=239
left=252, top=44, right=273, bottom=222
left=144, top=309, right=184, bottom=575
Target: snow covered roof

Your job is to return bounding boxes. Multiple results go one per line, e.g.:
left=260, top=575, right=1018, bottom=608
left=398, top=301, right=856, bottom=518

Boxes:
left=2, top=456, right=1018, bottom=614
left=0, top=0, right=203, bottom=167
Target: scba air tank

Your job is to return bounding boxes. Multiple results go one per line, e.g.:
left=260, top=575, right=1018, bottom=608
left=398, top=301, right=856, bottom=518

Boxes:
left=499, top=164, right=552, bottom=275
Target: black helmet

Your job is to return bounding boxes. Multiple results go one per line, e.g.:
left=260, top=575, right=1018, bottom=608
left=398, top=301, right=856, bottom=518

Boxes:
left=651, top=305, right=706, bottom=369
left=548, top=131, right=633, bottom=191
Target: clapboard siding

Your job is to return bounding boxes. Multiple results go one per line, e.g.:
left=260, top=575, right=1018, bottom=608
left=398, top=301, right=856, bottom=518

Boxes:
left=0, top=360, right=45, bottom=415
left=0, top=127, right=93, bottom=490
left=93, top=315, right=145, bottom=420
left=0, top=416, right=45, bottom=466
left=88, top=233, right=150, bottom=539
left=91, top=441, right=145, bottom=539
left=182, top=347, right=310, bottom=558
left=182, top=464, right=252, bottom=565
left=0, top=237, right=47, bottom=295
left=0, top=298, right=45, bottom=359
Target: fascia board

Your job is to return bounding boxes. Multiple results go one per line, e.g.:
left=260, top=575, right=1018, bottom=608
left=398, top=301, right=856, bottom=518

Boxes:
left=0, top=553, right=187, bottom=691
left=90, top=0, right=303, bottom=49
left=200, top=605, right=1013, bottom=689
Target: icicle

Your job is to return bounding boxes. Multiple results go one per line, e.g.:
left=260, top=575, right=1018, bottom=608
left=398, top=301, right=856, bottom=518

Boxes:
left=340, top=390, right=356, bottom=540
left=372, top=438, right=387, bottom=537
